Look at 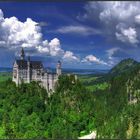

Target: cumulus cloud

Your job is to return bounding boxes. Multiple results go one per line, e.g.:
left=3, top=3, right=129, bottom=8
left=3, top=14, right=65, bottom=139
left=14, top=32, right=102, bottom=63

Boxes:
left=56, top=25, right=101, bottom=36
left=0, top=16, right=42, bottom=49
left=36, top=40, right=49, bottom=53
left=49, top=38, right=64, bottom=56
left=81, top=2, right=140, bottom=47
left=83, top=1, right=140, bottom=25
left=63, top=51, right=79, bottom=62
left=0, top=8, right=116, bottom=67
left=0, top=12, right=45, bottom=53
left=0, top=9, right=70, bottom=61
left=82, top=55, right=107, bottom=65
left=99, top=1, right=140, bottom=23
left=116, top=27, right=139, bottom=44
left=0, top=8, right=89, bottom=67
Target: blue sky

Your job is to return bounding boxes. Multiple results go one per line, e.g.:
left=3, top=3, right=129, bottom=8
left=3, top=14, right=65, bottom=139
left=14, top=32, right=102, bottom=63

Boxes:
left=0, top=1, right=140, bottom=69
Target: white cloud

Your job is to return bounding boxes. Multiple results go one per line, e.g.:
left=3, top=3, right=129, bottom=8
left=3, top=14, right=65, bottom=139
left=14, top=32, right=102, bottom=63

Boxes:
left=0, top=9, right=67, bottom=59
left=63, top=51, right=79, bottom=62
left=0, top=9, right=4, bottom=23
left=82, top=55, right=107, bottom=65
left=37, top=40, right=49, bottom=53
left=82, top=2, right=140, bottom=47
left=84, top=1, right=140, bottom=23
left=56, top=25, right=101, bottom=36
left=106, top=48, right=120, bottom=66
left=106, top=47, right=129, bottom=66
left=135, top=14, right=140, bottom=24
left=1, top=17, right=42, bottom=49
left=106, top=47, right=120, bottom=60
left=49, top=38, right=64, bottom=56
left=36, top=45, right=49, bottom=54
left=0, top=8, right=86, bottom=66
left=116, top=27, right=138, bottom=44
left=99, top=1, right=140, bottom=23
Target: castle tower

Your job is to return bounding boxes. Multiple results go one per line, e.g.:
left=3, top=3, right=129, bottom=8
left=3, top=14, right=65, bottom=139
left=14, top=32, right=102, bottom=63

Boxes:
left=27, top=56, right=31, bottom=83
left=56, top=60, right=62, bottom=76
left=20, top=48, right=25, bottom=60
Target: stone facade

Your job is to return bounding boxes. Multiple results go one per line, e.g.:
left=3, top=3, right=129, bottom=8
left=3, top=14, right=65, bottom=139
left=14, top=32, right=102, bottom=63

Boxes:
left=12, top=48, right=62, bottom=92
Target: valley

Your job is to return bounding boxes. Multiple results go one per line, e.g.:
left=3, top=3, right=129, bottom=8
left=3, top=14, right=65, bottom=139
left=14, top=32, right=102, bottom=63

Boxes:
left=0, top=58, right=140, bottom=138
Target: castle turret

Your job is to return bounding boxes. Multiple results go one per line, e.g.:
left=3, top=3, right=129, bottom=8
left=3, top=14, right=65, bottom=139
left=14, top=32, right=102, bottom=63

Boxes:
left=27, top=56, right=31, bottom=83
left=20, top=48, right=25, bottom=60
left=56, top=60, right=62, bottom=76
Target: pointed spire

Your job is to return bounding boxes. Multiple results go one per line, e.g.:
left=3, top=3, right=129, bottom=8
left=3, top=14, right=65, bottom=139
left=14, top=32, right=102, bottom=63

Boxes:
left=57, top=60, right=61, bottom=66
left=21, top=47, right=25, bottom=60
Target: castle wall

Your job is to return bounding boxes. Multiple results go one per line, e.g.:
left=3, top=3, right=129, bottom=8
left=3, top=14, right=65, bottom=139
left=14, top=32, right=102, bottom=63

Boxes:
left=41, top=73, right=57, bottom=93
left=12, top=62, right=19, bottom=85
left=12, top=58, right=61, bottom=92
left=13, top=67, right=58, bottom=93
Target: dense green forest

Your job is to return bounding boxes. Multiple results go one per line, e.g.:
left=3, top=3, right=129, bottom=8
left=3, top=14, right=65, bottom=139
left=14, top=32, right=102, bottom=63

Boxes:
left=0, top=58, right=140, bottom=138
left=0, top=75, right=96, bottom=138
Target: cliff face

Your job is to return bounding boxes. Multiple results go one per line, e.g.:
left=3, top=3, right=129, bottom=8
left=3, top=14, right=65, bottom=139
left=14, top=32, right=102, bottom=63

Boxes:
left=126, top=69, right=140, bottom=104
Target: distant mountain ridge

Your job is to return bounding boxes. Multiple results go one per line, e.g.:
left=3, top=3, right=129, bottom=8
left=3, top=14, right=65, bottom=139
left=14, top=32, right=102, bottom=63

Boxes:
left=109, top=58, right=140, bottom=75
left=0, top=67, right=109, bottom=75
left=0, top=67, right=12, bottom=72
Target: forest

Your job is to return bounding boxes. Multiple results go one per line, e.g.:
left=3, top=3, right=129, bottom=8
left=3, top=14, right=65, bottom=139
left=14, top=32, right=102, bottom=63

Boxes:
left=0, top=58, right=140, bottom=138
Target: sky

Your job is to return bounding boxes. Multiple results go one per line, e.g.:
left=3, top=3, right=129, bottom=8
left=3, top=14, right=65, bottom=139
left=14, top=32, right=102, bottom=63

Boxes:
left=0, top=1, right=140, bottom=69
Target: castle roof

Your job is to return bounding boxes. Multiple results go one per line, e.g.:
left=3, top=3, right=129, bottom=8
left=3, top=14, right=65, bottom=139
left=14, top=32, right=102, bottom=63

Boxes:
left=16, top=60, right=43, bottom=69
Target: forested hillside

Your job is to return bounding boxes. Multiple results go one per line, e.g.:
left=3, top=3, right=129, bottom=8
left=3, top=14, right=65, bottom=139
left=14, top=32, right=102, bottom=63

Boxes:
left=0, top=75, right=97, bottom=138
left=109, top=58, right=139, bottom=75
left=0, top=58, right=140, bottom=139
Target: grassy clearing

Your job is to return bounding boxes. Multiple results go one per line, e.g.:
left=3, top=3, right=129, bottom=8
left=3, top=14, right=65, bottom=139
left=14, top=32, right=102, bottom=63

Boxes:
left=78, top=75, right=98, bottom=83
left=78, top=74, right=109, bottom=92
left=86, top=82, right=109, bottom=92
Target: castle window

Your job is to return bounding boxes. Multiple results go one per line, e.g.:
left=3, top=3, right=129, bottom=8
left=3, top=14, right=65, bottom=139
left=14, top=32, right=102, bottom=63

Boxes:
left=13, top=70, right=17, bottom=78
left=37, top=70, right=41, bottom=75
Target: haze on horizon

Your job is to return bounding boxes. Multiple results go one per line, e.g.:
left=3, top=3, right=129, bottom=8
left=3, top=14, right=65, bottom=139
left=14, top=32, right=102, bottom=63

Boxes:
left=0, top=1, right=140, bottom=70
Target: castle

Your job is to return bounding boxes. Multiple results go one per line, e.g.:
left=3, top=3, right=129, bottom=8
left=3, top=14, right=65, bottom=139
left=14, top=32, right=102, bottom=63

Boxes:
left=12, top=48, right=62, bottom=92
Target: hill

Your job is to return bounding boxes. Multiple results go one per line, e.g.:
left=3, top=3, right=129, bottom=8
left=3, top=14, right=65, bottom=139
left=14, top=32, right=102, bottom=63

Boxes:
left=109, top=58, right=139, bottom=75
left=78, top=58, right=140, bottom=88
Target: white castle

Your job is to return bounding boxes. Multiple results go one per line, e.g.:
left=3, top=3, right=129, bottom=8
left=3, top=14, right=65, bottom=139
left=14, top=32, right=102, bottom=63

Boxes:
left=12, top=48, right=62, bottom=92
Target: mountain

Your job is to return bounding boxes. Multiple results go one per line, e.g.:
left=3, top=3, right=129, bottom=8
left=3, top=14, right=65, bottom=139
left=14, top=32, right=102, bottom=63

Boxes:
left=94, top=58, right=140, bottom=84
left=109, top=58, right=140, bottom=75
